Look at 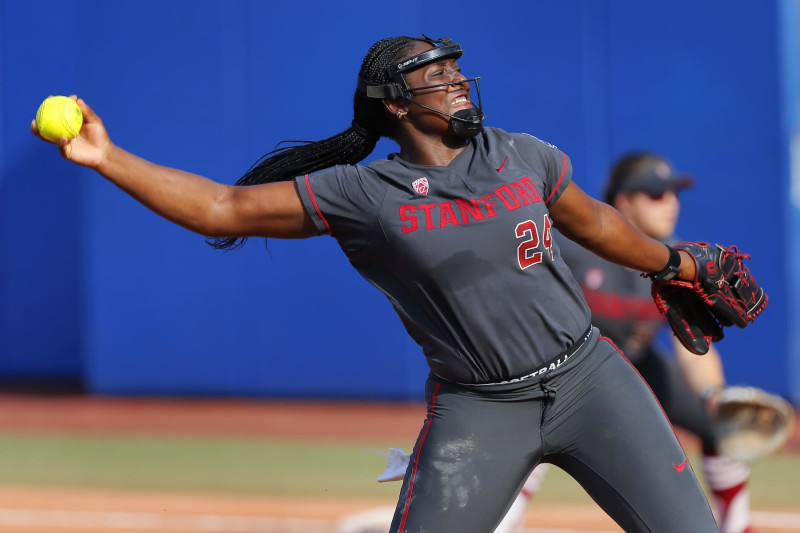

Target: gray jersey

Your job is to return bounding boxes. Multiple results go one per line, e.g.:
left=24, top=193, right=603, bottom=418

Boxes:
left=558, top=235, right=667, bottom=363
left=556, top=233, right=675, bottom=364
left=559, top=235, right=720, bottom=448
left=295, top=129, right=720, bottom=533
left=294, top=127, right=590, bottom=384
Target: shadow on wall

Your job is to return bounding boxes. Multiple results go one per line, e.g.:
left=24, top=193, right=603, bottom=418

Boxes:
left=0, top=144, right=84, bottom=386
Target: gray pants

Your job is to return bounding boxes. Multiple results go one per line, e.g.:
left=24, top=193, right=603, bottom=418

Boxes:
left=634, top=346, right=718, bottom=451
left=390, top=329, right=720, bottom=533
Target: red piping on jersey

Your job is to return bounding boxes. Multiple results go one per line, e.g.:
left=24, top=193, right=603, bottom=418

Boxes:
left=399, top=381, right=441, bottom=531
left=605, top=336, right=691, bottom=470
left=303, top=174, right=331, bottom=234
left=496, top=156, right=509, bottom=173
left=544, top=152, right=568, bottom=204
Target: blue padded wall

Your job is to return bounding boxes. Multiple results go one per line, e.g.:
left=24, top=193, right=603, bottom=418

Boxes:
left=1, top=0, right=796, bottom=402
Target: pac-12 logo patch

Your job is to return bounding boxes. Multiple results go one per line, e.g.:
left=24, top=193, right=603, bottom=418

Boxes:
left=584, top=267, right=605, bottom=290
left=412, top=177, right=429, bottom=195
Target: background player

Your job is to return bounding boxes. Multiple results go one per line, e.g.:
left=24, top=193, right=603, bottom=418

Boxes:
left=495, top=152, right=756, bottom=533
left=32, top=36, right=726, bottom=532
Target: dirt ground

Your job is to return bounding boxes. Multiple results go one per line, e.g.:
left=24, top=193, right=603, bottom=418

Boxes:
left=0, top=393, right=797, bottom=533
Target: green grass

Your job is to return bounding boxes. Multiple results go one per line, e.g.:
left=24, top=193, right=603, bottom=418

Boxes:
left=745, top=452, right=800, bottom=508
left=0, top=432, right=797, bottom=510
left=0, top=432, right=408, bottom=498
left=535, top=453, right=800, bottom=509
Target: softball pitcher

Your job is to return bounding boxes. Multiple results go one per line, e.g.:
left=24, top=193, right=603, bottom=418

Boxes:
left=33, top=35, right=724, bottom=532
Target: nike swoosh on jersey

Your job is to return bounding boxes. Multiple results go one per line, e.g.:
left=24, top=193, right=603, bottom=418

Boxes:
left=673, top=459, right=689, bottom=472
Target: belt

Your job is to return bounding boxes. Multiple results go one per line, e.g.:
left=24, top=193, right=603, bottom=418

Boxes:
left=460, top=327, right=594, bottom=387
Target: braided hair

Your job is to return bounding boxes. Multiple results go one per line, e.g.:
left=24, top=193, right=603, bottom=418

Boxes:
left=209, top=36, right=428, bottom=249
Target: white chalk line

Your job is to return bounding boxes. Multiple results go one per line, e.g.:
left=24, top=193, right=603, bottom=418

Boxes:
left=0, top=508, right=797, bottom=532
left=519, top=529, right=620, bottom=533
left=520, top=511, right=800, bottom=532
left=752, top=510, right=800, bottom=528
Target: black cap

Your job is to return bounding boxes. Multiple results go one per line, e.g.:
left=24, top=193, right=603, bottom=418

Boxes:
left=606, top=157, right=694, bottom=203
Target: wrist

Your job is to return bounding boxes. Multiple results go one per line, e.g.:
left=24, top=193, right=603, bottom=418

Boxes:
left=650, top=245, right=682, bottom=282
left=95, top=141, right=118, bottom=174
left=677, top=250, right=697, bottom=281
left=701, top=385, right=724, bottom=412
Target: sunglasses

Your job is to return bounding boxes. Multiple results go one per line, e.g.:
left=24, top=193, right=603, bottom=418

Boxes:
left=641, top=189, right=679, bottom=201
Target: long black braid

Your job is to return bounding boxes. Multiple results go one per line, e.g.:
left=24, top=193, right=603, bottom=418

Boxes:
left=208, top=36, right=429, bottom=250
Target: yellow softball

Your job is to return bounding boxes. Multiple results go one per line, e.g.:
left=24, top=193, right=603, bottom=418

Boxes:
left=35, top=95, right=83, bottom=142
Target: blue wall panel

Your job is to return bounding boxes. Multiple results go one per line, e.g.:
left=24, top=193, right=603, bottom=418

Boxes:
left=600, top=3, right=788, bottom=393
left=0, top=1, right=83, bottom=380
left=1, top=0, right=796, bottom=402
left=781, top=0, right=800, bottom=404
